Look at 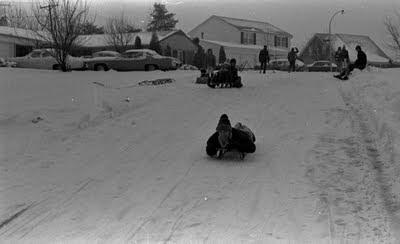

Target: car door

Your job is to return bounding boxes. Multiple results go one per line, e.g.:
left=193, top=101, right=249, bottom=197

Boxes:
left=19, top=51, right=42, bottom=69
left=129, top=52, right=146, bottom=71
left=41, top=50, right=56, bottom=69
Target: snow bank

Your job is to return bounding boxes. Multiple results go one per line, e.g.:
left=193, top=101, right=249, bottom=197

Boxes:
left=339, top=68, right=400, bottom=238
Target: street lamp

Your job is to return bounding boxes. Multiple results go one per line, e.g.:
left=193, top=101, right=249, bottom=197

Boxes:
left=328, top=9, right=345, bottom=72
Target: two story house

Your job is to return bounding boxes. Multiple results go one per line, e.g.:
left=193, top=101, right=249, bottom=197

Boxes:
left=188, top=15, right=293, bottom=68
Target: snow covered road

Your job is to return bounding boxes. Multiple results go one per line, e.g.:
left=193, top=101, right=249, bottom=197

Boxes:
left=0, top=69, right=397, bottom=243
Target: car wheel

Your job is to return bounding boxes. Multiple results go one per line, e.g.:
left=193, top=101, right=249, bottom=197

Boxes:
left=146, top=64, right=156, bottom=71
left=95, top=64, right=107, bottom=71
left=53, top=64, right=61, bottom=70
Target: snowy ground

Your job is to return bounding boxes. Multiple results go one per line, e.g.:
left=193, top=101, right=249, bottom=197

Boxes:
left=1, top=67, right=400, bottom=243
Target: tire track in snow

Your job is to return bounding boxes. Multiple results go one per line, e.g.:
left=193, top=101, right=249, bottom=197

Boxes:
left=337, top=84, right=399, bottom=242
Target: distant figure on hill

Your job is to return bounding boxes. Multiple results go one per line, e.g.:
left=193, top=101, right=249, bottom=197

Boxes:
left=334, top=45, right=367, bottom=80
left=340, top=45, right=350, bottom=70
left=334, top=47, right=342, bottom=72
left=259, top=45, right=270, bottom=74
left=204, top=49, right=216, bottom=77
left=287, top=47, right=299, bottom=73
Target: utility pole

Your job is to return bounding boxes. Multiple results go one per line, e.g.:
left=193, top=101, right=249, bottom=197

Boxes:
left=40, top=3, right=58, bottom=31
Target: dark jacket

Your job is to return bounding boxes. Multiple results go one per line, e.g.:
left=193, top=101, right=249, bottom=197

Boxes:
left=259, top=49, right=270, bottom=63
left=287, top=48, right=299, bottom=62
left=334, top=50, right=341, bottom=62
left=206, top=128, right=256, bottom=155
left=228, top=65, right=238, bottom=80
left=340, top=49, right=349, bottom=62
left=204, top=53, right=216, bottom=68
left=354, top=50, right=367, bottom=69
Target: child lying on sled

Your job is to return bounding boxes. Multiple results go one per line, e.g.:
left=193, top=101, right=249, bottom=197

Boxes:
left=206, top=114, right=256, bottom=157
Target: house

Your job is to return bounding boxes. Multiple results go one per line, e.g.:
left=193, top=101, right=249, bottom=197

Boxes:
left=188, top=15, right=293, bottom=68
left=0, top=26, right=197, bottom=64
left=74, top=29, right=197, bottom=64
left=299, top=33, right=391, bottom=67
left=0, top=26, right=43, bottom=58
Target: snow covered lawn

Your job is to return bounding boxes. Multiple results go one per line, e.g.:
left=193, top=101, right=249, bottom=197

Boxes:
left=0, top=67, right=399, bottom=243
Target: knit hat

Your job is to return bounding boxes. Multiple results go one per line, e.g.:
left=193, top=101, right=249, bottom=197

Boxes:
left=216, top=114, right=232, bottom=132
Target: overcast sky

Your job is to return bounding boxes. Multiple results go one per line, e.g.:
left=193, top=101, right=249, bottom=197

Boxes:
left=8, top=0, right=400, bottom=57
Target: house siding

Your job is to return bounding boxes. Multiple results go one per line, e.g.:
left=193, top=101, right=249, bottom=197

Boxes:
left=159, top=32, right=197, bottom=65
left=0, top=34, right=37, bottom=58
left=0, top=39, right=14, bottom=58
left=298, top=37, right=330, bottom=64
left=188, top=17, right=239, bottom=43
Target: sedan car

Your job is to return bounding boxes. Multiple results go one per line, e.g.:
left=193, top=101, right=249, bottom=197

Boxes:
left=7, top=49, right=84, bottom=70
left=84, top=49, right=181, bottom=71
left=91, top=51, right=121, bottom=58
left=269, top=59, right=306, bottom=71
left=306, top=61, right=337, bottom=72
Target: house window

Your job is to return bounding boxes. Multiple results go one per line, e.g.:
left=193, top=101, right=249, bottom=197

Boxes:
left=201, top=32, right=204, bottom=39
left=274, top=36, right=289, bottom=48
left=241, top=32, right=256, bottom=44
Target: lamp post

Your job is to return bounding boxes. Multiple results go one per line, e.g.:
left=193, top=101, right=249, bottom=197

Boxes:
left=328, top=9, right=344, bottom=72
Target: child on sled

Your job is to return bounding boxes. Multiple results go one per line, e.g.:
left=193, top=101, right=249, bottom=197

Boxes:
left=206, top=114, right=256, bottom=158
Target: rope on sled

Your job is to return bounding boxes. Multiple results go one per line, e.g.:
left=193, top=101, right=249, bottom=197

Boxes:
left=93, top=78, right=176, bottom=90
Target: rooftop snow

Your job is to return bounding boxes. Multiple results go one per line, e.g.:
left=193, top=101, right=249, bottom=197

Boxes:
left=215, top=15, right=292, bottom=37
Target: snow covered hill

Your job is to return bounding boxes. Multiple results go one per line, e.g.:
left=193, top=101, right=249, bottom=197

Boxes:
left=0, top=67, right=399, bottom=243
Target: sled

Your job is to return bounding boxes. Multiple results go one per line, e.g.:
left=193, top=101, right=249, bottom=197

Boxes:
left=207, top=77, right=243, bottom=89
left=216, top=148, right=246, bottom=160
left=333, top=75, right=348, bottom=80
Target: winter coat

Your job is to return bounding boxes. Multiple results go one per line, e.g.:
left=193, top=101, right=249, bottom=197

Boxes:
left=204, top=53, right=216, bottom=68
left=228, top=65, right=239, bottom=81
left=340, top=49, right=349, bottom=62
left=206, top=128, right=256, bottom=155
left=259, top=49, right=270, bottom=63
left=287, top=48, right=299, bottom=62
left=334, top=51, right=341, bottom=62
left=354, top=50, right=367, bottom=69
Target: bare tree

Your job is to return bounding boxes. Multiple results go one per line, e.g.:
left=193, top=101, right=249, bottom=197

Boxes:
left=27, top=0, right=92, bottom=71
left=383, top=11, right=400, bottom=56
left=104, top=11, right=136, bottom=53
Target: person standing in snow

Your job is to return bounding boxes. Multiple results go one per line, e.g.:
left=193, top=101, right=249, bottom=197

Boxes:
left=206, top=114, right=256, bottom=157
left=334, top=47, right=342, bottom=72
left=204, top=49, right=216, bottom=77
left=334, top=45, right=367, bottom=80
left=259, top=45, right=270, bottom=74
left=287, top=47, right=299, bottom=73
left=340, top=45, right=349, bottom=71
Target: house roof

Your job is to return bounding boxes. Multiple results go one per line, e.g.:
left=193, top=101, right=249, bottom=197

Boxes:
left=300, top=33, right=391, bottom=63
left=78, top=30, right=174, bottom=48
left=213, top=15, right=292, bottom=37
left=0, top=26, right=46, bottom=41
left=200, top=39, right=288, bottom=53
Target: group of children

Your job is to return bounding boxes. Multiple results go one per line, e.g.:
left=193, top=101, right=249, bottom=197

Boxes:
left=200, top=49, right=243, bottom=88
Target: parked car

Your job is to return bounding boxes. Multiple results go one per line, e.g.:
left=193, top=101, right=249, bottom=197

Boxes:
left=0, top=57, right=16, bottom=67
left=84, top=49, right=181, bottom=71
left=91, top=51, right=121, bottom=58
left=269, top=59, right=306, bottom=71
left=306, top=61, right=337, bottom=72
left=7, top=49, right=85, bottom=70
